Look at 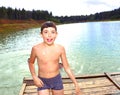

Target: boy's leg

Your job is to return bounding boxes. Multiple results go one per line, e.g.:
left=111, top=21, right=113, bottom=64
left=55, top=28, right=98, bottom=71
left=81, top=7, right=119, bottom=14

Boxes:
left=38, top=89, right=50, bottom=95
left=52, top=89, right=64, bottom=95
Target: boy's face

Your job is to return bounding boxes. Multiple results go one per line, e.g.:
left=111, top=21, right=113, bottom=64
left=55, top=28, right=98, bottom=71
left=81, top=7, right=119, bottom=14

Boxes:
left=41, top=27, right=57, bottom=46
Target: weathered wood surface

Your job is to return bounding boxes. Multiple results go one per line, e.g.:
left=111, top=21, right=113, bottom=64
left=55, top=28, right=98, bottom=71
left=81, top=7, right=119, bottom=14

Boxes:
left=19, top=72, right=120, bottom=95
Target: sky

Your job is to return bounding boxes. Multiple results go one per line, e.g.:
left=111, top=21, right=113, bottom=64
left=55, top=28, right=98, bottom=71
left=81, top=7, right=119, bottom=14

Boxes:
left=0, top=0, right=120, bottom=16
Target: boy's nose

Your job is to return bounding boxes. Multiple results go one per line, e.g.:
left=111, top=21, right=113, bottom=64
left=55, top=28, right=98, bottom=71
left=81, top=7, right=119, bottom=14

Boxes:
left=48, top=33, right=51, bottom=37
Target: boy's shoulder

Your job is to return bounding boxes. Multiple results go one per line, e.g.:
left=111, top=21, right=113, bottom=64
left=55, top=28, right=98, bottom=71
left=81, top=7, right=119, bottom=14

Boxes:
left=55, top=44, right=65, bottom=51
left=55, top=43, right=64, bottom=48
left=32, top=43, right=43, bottom=49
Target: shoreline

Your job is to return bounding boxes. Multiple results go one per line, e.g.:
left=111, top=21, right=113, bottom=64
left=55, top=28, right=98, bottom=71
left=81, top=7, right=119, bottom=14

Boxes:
left=0, top=19, right=45, bottom=32
left=1, top=19, right=119, bottom=32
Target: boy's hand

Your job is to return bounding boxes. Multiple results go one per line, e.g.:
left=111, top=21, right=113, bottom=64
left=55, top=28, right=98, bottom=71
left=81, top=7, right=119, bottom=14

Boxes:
left=33, top=76, right=44, bottom=87
left=75, top=85, right=83, bottom=95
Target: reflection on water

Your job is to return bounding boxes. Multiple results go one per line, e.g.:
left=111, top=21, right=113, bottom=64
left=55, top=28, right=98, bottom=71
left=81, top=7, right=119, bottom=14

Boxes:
left=0, top=28, right=41, bottom=95
left=0, top=28, right=41, bottom=53
left=0, top=21, right=120, bottom=95
left=57, top=21, right=120, bottom=74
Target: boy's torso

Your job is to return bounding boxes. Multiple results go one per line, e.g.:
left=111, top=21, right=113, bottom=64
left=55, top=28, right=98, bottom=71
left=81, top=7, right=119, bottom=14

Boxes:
left=34, top=43, right=62, bottom=78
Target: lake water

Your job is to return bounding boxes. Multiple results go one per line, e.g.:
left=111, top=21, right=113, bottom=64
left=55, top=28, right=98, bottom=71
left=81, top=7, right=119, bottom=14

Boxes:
left=0, top=21, right=120, bottom=95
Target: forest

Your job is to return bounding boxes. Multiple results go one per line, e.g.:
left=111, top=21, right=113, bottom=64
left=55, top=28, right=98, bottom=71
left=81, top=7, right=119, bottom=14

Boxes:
left=0, top=6, right=120, bottom=23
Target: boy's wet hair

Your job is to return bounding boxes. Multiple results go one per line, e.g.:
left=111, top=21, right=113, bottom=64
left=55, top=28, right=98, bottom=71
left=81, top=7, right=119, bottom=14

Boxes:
left=41, top=21, right=57, bottom=33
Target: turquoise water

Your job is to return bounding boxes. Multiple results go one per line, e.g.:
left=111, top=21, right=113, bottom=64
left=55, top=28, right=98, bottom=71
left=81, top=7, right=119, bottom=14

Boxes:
left=57, top=21, right=120, bottom=74
left=0, top=21, right=120, bottom=95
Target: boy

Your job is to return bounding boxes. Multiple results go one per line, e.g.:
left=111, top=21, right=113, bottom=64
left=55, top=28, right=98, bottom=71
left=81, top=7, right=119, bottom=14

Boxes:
left=28, top=21, right=81, bottom=95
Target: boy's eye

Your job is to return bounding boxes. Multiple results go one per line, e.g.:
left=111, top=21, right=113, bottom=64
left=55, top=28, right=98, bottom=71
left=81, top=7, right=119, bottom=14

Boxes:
left=51, top=31, right=56, bottom=34
left=43, top=31, right=48, bottom=33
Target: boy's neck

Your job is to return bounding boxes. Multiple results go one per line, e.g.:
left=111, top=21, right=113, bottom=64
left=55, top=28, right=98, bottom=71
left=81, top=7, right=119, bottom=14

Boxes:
left=43, top=42, right=54, bottom=47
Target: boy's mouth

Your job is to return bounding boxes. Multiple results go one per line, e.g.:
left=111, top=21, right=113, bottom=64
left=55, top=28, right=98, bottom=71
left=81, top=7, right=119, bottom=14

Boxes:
left=47, top=39, right=53, bottom=42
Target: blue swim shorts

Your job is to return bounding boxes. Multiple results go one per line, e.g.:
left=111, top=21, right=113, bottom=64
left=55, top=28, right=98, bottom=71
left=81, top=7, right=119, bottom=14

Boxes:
left=37, top=73, right=63, bottom=91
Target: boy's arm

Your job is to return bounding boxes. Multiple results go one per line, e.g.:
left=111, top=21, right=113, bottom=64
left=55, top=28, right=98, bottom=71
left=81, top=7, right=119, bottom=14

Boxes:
left=61, top=46, right=81, bottom=94
left=28, top=47, right=37, bottom=78
left=28, top=47, right=44, bottom=87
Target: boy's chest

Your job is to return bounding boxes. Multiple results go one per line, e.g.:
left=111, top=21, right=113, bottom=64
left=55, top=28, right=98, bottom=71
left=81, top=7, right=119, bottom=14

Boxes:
left=37, top=49, right=61, bottom=61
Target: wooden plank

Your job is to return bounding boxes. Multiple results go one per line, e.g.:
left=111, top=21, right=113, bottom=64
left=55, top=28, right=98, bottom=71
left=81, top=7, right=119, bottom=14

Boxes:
left=63, top=77, right=113, bottom=89
left=25, top=85, right=37, bottom=89
left=82, top=85, right=119, bottom=93
left=19, top=83, right=26, bottom=95
left=19, top=72, right=120, bottom=95
left=23, top=80, right=119, bottom=94
left=66, top=72, right=120, bottom=79
left=104, top=72, right=120, bottom=90
left=24, top=72, right=120, bottom=81
left=24, top=93, right=37, bottom=95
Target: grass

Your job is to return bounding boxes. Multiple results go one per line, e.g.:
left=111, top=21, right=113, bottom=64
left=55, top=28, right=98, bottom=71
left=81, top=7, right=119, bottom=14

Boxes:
left=0, top=19, right=45, bottom=32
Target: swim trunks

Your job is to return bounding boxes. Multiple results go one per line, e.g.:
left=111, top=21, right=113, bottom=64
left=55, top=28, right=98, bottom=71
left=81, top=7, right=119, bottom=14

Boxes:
left=37, top=73, right=63, bottom=91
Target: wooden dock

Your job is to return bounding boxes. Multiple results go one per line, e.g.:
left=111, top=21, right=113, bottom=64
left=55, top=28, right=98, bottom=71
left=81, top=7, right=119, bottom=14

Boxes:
left=19, top=72, right=120, bottom=95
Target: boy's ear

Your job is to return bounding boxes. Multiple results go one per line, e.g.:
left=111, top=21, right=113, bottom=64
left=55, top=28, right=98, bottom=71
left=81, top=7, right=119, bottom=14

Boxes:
left=40, top=33, right=43, bottom=37
left=56, top=32, right=58, bottom=36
